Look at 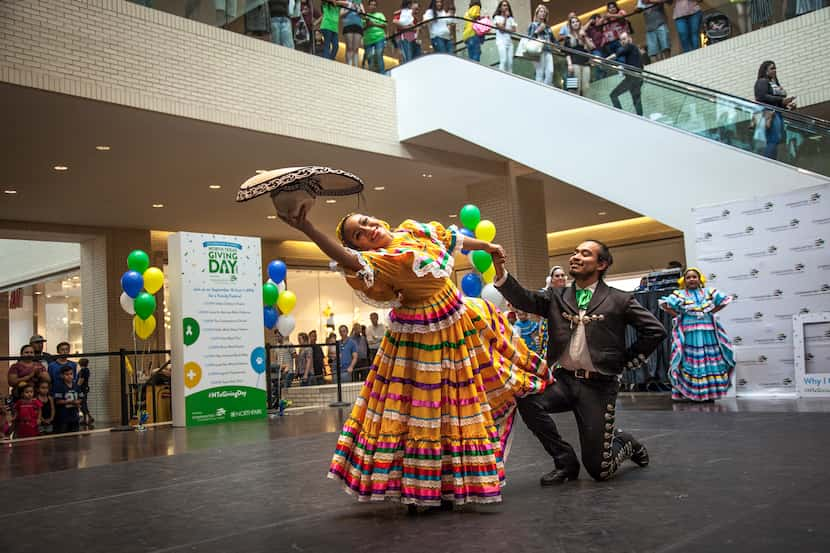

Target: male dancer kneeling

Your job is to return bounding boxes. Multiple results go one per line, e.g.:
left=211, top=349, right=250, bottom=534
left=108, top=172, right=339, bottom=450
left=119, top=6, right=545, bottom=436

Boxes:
left=494, top=240, right=667, bottom=484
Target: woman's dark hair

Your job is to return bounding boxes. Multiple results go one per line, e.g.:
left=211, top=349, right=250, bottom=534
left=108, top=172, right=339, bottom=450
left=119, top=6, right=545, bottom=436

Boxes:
left=427, top=0, right=442, bottom=16
left=757, top=60, right=778, bottom=84
left=469, top=0, right=481, bottom=7
left=585, top=239, right=614, bottom=278
left=20, top=344, right=33, bottom=355
left=493, top=0, right=513, bottom=17
left=400, top=0, right=412, bottom=9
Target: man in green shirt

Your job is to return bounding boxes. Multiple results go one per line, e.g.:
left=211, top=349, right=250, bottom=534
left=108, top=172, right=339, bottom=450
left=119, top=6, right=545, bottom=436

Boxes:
left=362, top=0, right=387, bottom=73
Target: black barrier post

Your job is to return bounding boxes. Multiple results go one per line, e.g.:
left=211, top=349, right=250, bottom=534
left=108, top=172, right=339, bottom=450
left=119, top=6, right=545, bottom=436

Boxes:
left=265, top=343, right=274, bottom=410
left=119, top=348, right=128, bottom=426
left=329, top=340, right=349, bottom=407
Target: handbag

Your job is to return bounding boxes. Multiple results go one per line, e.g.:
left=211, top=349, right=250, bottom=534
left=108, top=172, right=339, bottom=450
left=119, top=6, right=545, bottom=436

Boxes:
left=520, top=37, right=543, bottom=59
left=565, top=76, right=579, bottom=90
left=294, top=16, right=310, bottom=44
left=473, top=16, right=492, bottom=36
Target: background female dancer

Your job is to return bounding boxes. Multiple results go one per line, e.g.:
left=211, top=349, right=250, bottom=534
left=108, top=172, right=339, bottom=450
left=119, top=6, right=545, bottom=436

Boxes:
left=280, top=203, right=552, bottom=508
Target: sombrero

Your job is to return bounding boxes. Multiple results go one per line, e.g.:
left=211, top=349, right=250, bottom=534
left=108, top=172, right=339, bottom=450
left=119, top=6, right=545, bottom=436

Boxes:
left=236, top=166, right=364, bottom=203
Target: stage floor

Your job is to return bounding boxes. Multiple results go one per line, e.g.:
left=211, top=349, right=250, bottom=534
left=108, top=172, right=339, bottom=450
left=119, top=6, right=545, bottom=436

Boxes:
left=1, top=395, right=828, bottom=553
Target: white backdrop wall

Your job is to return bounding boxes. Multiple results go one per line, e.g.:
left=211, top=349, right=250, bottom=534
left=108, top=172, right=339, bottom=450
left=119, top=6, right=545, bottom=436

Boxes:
left=694, top=183, right=830, bottom=396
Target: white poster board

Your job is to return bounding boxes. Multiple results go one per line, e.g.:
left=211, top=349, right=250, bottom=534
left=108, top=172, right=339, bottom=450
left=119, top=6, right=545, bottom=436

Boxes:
left=693, top=183, right=830, bottom=397
left=168, top=232, right=267, bottom=427
left=794, top=312, right=830, bottom=397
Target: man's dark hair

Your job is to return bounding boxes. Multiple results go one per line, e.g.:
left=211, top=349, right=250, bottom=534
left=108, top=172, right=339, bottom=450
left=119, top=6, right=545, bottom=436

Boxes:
left=60, top=365, right=74, bottom=374
left=585, top=239, right=614, bottom=278
left=667, top=260, right=683, bottom=269
left=57, top=341, right=71, bottom=351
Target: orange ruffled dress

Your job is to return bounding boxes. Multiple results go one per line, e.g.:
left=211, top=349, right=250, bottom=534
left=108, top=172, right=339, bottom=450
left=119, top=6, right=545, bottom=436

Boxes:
left=328, top=220, right=552, bottom=506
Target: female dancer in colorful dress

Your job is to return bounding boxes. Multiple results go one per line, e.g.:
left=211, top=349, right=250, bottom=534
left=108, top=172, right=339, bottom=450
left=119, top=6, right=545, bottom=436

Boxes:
left=659, top=268, right=735, bottom=402
left=281, top=205, right=552, bottom=508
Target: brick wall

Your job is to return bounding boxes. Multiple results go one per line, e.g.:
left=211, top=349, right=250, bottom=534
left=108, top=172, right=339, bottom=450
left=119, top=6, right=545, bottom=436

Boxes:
left=648, top=8, right=830, bottom=109
left=0, top=0, right=402, bottom=157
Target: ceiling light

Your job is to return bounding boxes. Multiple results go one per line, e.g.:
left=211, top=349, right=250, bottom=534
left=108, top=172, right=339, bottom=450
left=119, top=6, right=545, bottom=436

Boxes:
left=53, top=165, right=69, bottom=171
left=95, top=145, right=111, bottom=151
left=152, top=203, right=164, bottom=208
left=421, top=173, right=433, bottom=178
left=325, top=199, right=337, bottom=204
left=266, top=215, right=277, bottom=219
left=448, top=214, right=457, bottom=218
left=597, top=211, right=607, bottom=216
left=255, top=169, right=267, bottom=174
left=46, top=294, right=52, bottom=298
left=209, top=185, right=222, bottom=190
left=373, top=186, right=386, bottom=191
left=3, top=189, right=17, bottom=195
left=34, top=291, right=42, bottom=295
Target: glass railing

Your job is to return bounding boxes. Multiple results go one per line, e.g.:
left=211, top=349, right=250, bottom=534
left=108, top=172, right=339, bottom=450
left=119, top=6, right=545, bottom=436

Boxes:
left=383, top=15, right=829, bottom=176
left=125, top=2, right=829, bottom=175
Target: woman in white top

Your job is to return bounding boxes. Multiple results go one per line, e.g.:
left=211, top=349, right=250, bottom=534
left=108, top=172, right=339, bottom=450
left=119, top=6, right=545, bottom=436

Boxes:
left=423, top=0, right=453, bottom=53
left=492, top=0, right=517, bottom=72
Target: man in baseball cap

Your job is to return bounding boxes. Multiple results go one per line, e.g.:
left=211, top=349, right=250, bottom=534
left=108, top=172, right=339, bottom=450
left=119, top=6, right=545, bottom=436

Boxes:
left=29, top=335, right=53, bottom=366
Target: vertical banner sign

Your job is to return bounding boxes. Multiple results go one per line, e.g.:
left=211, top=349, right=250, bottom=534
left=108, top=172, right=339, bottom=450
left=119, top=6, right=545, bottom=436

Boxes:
left=693, top=183, right=830, bottom=397
left=168, top=232, right=266, bottom=426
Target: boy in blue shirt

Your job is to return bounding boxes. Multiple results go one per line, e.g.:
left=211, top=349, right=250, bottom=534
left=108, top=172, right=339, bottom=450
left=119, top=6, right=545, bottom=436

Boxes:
left=48, top=341, right=77, bottom=390
left=53, top=365, right=84, bottom=434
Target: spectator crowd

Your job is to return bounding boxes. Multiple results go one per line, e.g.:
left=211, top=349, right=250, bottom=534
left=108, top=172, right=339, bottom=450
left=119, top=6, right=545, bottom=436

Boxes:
left=2, top=335, right=94, bottom=441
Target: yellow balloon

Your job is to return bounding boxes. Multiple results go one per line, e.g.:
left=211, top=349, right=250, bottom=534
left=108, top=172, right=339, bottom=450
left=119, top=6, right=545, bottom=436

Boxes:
left=482, top=265, right=496, bottom=284
left=134, top=315, right=156, bottom=340
left=277, top=290, right=297, bottom=314
left=143, top=267, right=165, bottom=294
left=475, top=220, right=496, bottom=242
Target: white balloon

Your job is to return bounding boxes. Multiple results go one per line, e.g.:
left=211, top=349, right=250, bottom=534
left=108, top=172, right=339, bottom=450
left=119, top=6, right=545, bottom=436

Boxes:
left=278, top=281, right=286, bottom=293
left=276, top=314, right=296, bottom=337
left=120, top=292, right=135, bottom=315
left=481, top=284, right=506, bottom=310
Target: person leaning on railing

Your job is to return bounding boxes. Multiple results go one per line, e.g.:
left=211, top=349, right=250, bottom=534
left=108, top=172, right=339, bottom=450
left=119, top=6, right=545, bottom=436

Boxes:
left=462, top=0, right=483, bottom=62
left=423, top=0, right=453, bottom=53
left=562, top=15, right=595, bottom=96
left=753, top=60, right=796, bottom=160
left=362, top=0, right=387, bottom=73
left=605, top=32, right=645, bottom=116
left=395, top=0, right=422, bottom=63
left=493, top=0, right=518, bottom=73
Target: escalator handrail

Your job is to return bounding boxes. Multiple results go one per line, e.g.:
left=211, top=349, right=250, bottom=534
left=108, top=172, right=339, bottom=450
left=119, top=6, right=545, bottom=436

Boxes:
left=380, top=14, right=830, bottom=131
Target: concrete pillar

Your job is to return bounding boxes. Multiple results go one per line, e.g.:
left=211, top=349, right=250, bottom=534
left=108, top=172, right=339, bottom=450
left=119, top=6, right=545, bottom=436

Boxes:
left=81, top=235, right=111, bottom=424
left=465, top=164, right=549, bottom=287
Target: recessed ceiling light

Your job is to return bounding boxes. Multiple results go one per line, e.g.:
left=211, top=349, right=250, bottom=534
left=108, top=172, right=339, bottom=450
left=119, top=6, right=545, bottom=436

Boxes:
left=3, top=189, right=17, bottom=195
left=209, top=185, right=222, bottom=189
left=266, top=215, right=277, bottom=219
left=255, top=169, right=267, bottom=174
left=95, top=145, right=111, bottom=151
left=34, top=291, right=42, bottom=295
left=53, top=165, right=69, bottom=171
left=373, top=186, right=386, bottom=191
left=421, top=173, right=433, bottom=178
left=152, top=203, right=164, bottom=208
left=597, top=211, right=607, bottom=216
left=325, top=199, right=337, bottom=204
left=448, top=214, right=457, bottom=218
left=46, top=294, right=52, bottom=298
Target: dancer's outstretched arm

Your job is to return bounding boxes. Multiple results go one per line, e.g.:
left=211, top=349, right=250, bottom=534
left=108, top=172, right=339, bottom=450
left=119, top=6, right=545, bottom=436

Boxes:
left=462, top=236, right=505, bottom=258
left=279, top=203, right=363, bottom=272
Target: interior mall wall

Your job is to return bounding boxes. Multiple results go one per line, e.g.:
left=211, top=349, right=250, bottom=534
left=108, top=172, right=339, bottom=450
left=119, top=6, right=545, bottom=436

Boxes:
left=649, top=7, right=830, bottom=109
left=0, top=0, right=402, bottom=157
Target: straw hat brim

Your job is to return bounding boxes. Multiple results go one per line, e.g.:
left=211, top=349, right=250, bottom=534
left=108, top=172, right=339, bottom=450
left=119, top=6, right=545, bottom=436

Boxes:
left=236, top=166, right=364, bottom=203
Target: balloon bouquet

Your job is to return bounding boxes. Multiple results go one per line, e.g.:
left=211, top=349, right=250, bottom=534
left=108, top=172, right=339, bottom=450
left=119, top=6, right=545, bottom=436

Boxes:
left=457, top=204, right=507, bottom=310
left=119, top=249, right=165, bottom=431
left=262, top=260, right=298, bottom=338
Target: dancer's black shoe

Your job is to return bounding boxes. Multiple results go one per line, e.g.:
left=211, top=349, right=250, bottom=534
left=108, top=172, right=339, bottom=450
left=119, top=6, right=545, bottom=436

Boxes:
left=540, top=468, right=578, bottom=486
left=630, top=439, right=650, bottom=468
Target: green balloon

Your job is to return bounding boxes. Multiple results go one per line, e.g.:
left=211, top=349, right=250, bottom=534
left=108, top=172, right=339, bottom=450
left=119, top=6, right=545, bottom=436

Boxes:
left=263, top=282, right=279, bottom=306
left=472, top=251, right=493, bottom=273
left=134, top=292, right=156, bottom=320
left=459, top=204, right=481, bottom=231
left=127, top=250, right=150, bottom=273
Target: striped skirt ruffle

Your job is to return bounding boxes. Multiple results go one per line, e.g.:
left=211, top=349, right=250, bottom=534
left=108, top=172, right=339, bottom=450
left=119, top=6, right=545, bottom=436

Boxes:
left=328, top=285, right=551, bottom=506
left=669, top=314, right=735, bottom=401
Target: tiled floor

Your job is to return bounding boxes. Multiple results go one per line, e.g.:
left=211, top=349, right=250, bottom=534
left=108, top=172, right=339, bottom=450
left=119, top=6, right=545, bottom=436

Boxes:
left=1, top=395, right=828, bottom=553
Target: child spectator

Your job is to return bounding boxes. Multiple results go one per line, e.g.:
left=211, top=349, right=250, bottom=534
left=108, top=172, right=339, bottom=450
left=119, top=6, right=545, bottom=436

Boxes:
left=48, top=341, right=77, bottom=390
left=77, top=358, right=94, bottom=426
left=13, top=384, right=41, bottom=439
left=36, top=380, right=54, bottom=434
left=53, top=365, right=84, bottom=434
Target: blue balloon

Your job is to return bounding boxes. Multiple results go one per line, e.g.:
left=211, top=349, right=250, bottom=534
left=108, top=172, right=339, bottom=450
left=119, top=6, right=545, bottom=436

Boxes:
left=268, top=260, right=287, bottom=284
left=121, top=270, right=144, bottom=299
left=459, top=228, right=475, bottom=255
left=264, top=306, right=278, bottom=329
left=461, top=273, right=483, bottom=297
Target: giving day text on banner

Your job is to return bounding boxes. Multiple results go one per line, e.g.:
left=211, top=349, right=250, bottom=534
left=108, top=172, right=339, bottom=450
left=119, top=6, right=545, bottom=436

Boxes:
left=168, top=232, right=267, bottom=426
left=693, top=183, right=830, bottom=396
